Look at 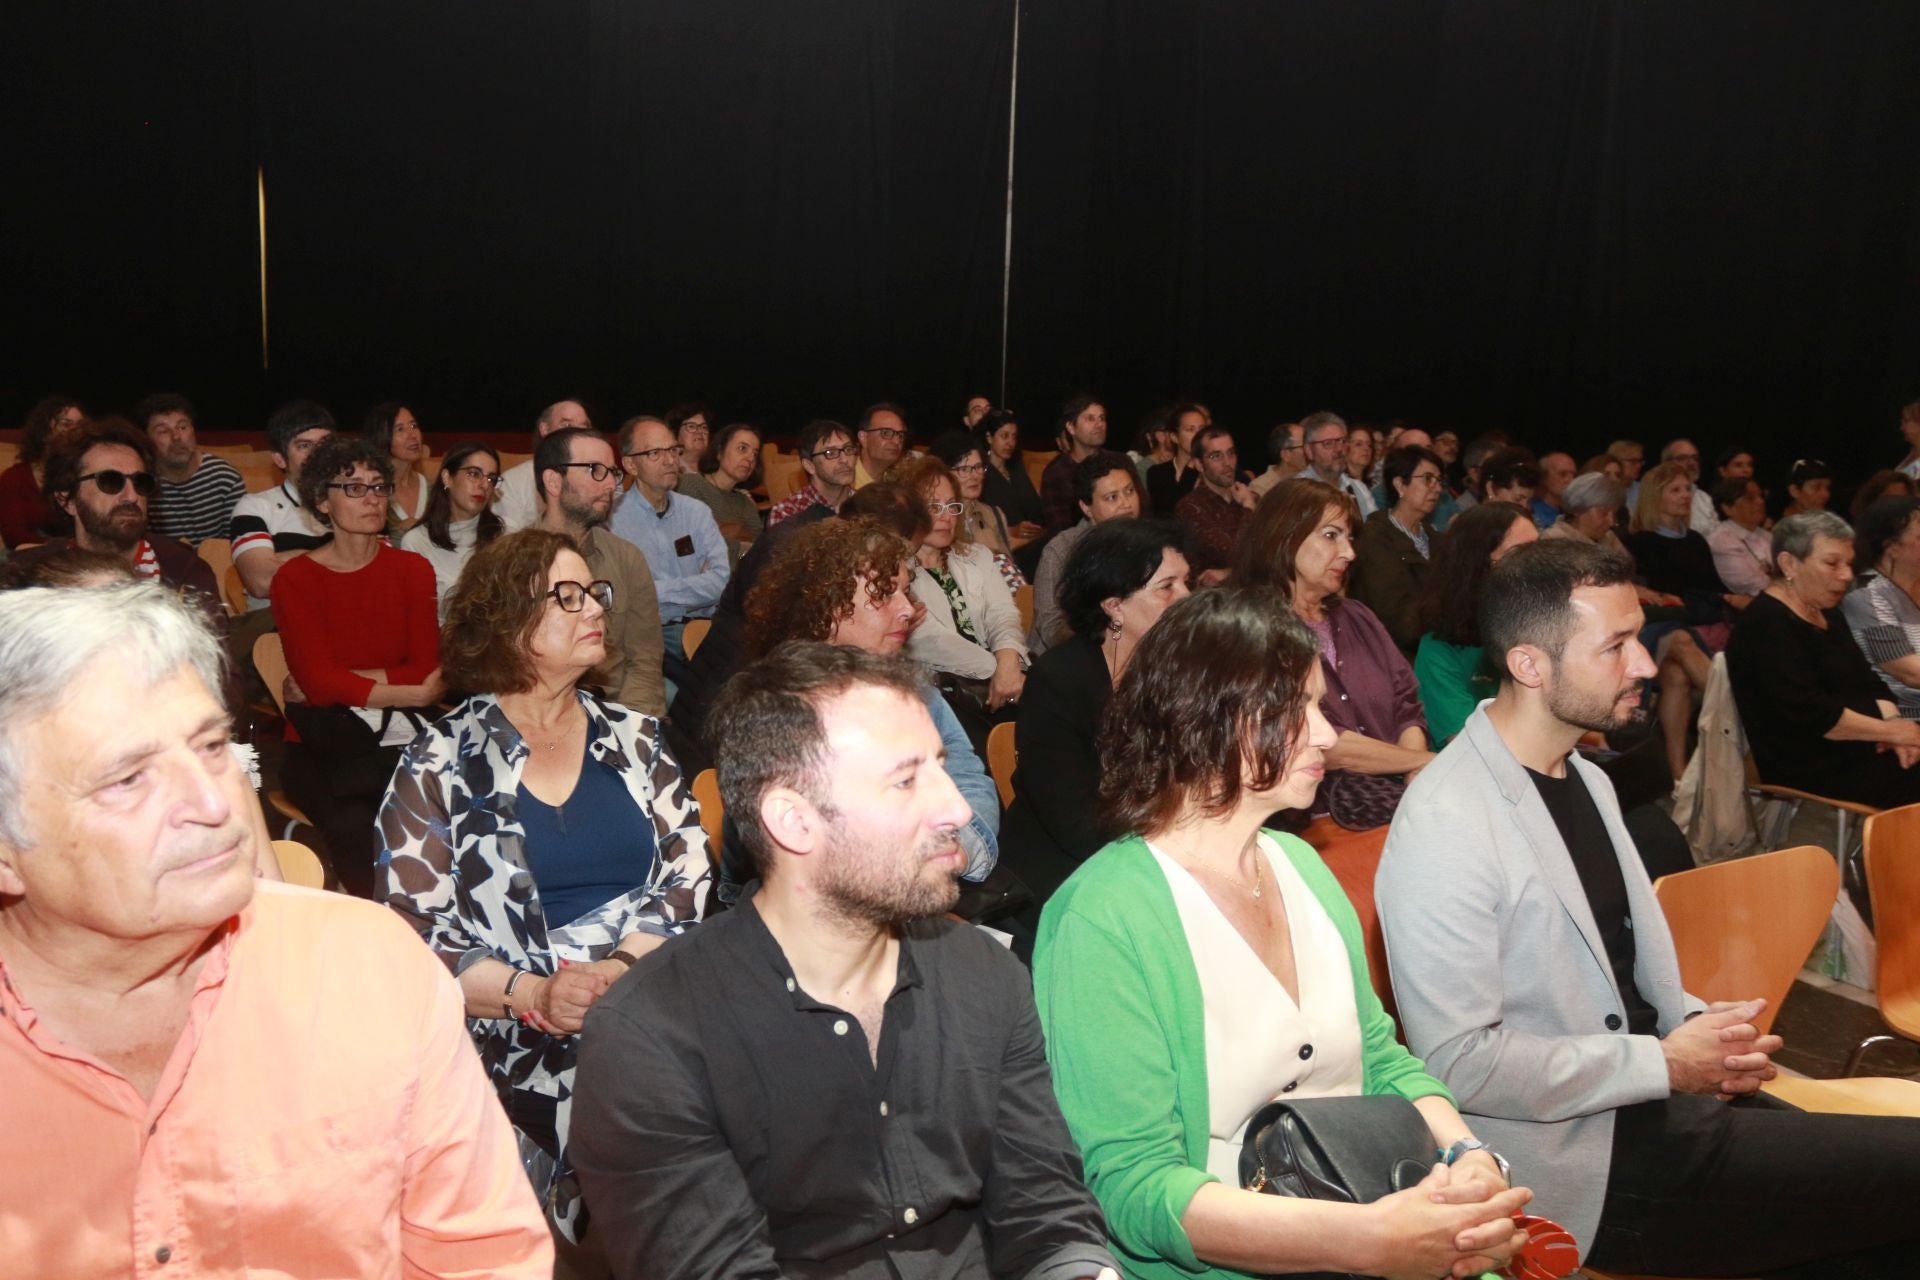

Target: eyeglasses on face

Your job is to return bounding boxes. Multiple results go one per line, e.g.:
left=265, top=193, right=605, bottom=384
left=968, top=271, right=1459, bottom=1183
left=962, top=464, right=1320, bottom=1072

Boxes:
left=679, top=420, right=709, bottom=434
left=625, top=445, right=686, bottom=463
left=453, top=466, right=502, bottom=486
left=327, top=480, right=394, bottom=499
left=950, top=461, right=986, bottom=475
left=77, top=469, right=156, bottom=497
left=1202, top=448, right=1237, bottom=463
left=863, top=427, right=906, bottom=442
left=808, top=444, right=856, bottom=462
left=544, top=579, right=615, bottom=612
left=926, top=500, right=966, bottom=516
left=559, top=461, right=619, bottom=482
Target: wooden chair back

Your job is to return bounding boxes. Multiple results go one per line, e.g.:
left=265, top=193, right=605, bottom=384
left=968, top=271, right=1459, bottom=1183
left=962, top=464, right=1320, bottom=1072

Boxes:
left=1297, top=816, right=1395, bottom=1018
left=271, top=838, right=327, bottom=889
left=986, top=722, right=1017, bottom=807
left=1022, top=449, right=1056, bottom=491
left=683, top=617, right=712, bottom=659
left=1864, top=804, right=1920, bottom=1042
left=692, top=769, right=725, bottom=872
left=1013, top=584, right=1034, bottom=633
left=1652, top=844, right=1837, bottom=1036
left=253, top=632, right=294, bottom=715
left=764, top=453, right=806, bottom=504
left=195, top=538, right=235, bottom=611
left=223, top=564, right=250, bottom=614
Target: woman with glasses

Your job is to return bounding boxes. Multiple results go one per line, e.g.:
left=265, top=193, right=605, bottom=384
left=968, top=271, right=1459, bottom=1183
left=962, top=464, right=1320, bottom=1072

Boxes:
left=931, top=430, right=1029, bottom=591
left=273, top=434, right=444, bottom=898
left=400, top=441, right=505, bottom=620
left=379, top=527, right=709, bottom=1243
left=975, top=409, right=1047, bottom=541
left=895, top=455, right=1030, bottom=734
left=677, top=421, right=764, bottom=568
left=363, top=400, right=431, bottom=531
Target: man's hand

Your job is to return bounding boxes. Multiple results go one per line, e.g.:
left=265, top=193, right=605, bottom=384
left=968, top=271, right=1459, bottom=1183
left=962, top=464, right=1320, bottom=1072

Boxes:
left=1662, top=999, right=1780, bottom=1096
left=1230, top=481, right=1257, bottom=510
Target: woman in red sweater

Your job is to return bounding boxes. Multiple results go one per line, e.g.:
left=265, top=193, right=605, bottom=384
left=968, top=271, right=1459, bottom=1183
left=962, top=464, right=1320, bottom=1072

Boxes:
left=272, top=434, right=444, bottom=896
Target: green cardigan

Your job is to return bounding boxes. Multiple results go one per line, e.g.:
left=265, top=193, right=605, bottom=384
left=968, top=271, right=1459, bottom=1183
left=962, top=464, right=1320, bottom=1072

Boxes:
left=1033, top=832, right=1453, bottom=1280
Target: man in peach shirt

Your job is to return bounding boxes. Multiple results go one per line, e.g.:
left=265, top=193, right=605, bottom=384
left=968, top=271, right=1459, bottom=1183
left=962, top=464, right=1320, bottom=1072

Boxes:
left=0, top=582, right=552, bottom=1279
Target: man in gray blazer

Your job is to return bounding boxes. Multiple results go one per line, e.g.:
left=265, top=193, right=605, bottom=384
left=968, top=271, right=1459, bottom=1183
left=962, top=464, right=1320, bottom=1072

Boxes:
left=1378, top=539, right=1920, bottom=1277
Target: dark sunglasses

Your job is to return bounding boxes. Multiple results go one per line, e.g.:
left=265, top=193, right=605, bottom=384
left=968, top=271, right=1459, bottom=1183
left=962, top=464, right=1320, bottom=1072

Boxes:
left=78, top=469, right=156, bottom=497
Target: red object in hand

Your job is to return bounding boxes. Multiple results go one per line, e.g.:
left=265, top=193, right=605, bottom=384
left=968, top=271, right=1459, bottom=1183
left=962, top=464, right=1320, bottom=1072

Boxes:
left=1498, top=1215, right=1581, bottom=1279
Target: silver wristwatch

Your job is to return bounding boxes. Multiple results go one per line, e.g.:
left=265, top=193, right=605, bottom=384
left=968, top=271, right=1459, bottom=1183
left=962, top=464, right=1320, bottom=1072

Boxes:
left=1442, top=1137, right=1511, bottom=1183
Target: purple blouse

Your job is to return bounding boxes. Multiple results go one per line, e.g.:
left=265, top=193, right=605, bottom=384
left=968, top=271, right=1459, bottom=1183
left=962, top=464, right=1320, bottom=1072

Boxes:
left=1312, top=598, right=1428, bottom=811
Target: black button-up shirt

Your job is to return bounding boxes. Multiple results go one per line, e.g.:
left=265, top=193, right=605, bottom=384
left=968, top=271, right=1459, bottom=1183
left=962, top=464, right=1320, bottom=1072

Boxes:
left=572, top=891, right=1116, bottom=1280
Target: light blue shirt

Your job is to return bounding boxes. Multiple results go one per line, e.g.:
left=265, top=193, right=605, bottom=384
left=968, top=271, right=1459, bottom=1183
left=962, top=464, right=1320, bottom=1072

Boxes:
left=917, top=683, right=1000, bottom=879
left=608, top=487, right=730, bottom=623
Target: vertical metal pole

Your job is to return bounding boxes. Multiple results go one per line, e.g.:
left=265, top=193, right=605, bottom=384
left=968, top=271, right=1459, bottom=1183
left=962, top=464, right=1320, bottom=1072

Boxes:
left=257, top=166, right=270, bottom=369
left=998, top=0, right=1020, bottom=406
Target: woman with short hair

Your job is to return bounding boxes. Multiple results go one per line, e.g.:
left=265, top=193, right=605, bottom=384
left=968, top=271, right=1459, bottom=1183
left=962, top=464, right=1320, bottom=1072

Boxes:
left=1842, top=497, right=1920, bottom=720
left=1034, top=587, right=1529, bottom=1280
left=378, top=528, right=709, bottom=1239
left=399, top=440, right=504, bottom=619
left=677, top=421, right=764, bottom=568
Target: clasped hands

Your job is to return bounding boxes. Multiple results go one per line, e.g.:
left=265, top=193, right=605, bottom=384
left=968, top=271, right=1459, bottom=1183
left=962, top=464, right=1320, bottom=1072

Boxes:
left=1373, top=1156, right=1532, bottom=1280
left=1662, top=997, right=1783, bottom=1100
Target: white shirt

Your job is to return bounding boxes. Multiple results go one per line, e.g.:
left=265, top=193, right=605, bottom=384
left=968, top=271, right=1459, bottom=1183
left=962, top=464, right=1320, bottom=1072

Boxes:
left=1688, top=486, right=1717, bottom=536
left=494, top=460, right=540, bottom=533
left=1149, top=834, right=1364, bottom=1183
left=399, top=516, right=484, bottom=621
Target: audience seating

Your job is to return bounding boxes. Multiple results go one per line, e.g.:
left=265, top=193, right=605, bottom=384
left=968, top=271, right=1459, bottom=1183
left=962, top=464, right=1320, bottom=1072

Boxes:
left=1849, top=804, right=1920, bottom=1073
left=195, top=537, right=234, bottom=593
left=986, top=722, right=1016, bottom=806
left=764, top=453, right=806, bottom=504
left=271, top=838, right=327, bottom=889
left=1013, top=583, right=1034, bottom=633
left=222, top=565, right=249, bottom=614
left=691, top=768, right=724, bottom=873
left=250, top=633, right=319, bottom=841
left=1021, top=450, right=1056, bottom=491
left=683, top=617, right=712, bottom=659
left=1298, top=817, right=1394, bottom=1018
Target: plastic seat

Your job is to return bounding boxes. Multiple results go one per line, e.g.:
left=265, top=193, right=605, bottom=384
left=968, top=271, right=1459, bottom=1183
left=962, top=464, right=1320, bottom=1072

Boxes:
left=1851, top=803, right=1920, bottom=1072
left=1013, top=584, right=1034, bottom=634
left=986, top=722, right=1016, bottom=807
left=271, top=838, right=327, bottom=889
left=691, top=769, right=724, bottom=873
left=682, top=616, right=712, bottom=659
left=250, top=632, right=316, bottom=840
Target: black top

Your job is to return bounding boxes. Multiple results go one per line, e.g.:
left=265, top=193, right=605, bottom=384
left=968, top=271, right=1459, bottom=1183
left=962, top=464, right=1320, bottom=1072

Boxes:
left=1526, top=763, right=1659, bottom=1036
left=1725, top=590, right=1919, bottom=809
left=1000, top=632, right=1111, bottom=905
left=1624, top=528, right=1727, bottom=600
left=1145, top=458, right=1200, bottom=517
left=1347, top=508, right=1431, bottom=656
left=570, top=894, right=1116, bottom=1280
left=983, top=457, right=1045, bottom=527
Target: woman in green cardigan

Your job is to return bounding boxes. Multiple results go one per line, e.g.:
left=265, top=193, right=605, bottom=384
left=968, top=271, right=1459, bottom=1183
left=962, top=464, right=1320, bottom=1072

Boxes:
left=1034, top=588, right=1530, bottom=1280
left=1413, top=501, right=1537, bottom=748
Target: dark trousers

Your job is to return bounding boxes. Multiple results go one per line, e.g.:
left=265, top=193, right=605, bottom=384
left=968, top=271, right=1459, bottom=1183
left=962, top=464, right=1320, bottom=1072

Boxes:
left=281, top=739, right=400, bottom=900
left=1587, top=1093, right=1920, bottom=1277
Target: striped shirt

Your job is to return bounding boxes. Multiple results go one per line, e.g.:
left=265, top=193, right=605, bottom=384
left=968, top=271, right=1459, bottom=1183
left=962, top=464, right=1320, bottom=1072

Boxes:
left=149, top=453, right=247, bottom=546
left=229, top=482, right=331, bottom=610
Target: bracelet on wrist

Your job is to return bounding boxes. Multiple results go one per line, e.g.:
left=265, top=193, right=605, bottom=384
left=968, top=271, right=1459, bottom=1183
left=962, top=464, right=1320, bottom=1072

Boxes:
left=502, top=968, right=529, bottom=1017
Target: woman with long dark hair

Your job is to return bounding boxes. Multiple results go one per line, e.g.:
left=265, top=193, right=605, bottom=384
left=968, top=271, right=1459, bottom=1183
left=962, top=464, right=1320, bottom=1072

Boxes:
left=363, top=400, right=432, bottom=531
left=1413, top=500, right=1539, bottom=747
left=400, top=440, right=505, bottom=620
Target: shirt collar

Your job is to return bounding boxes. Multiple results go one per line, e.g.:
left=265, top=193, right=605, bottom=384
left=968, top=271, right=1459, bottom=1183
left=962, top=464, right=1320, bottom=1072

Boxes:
left=733, top=888, right=926, bottom=1012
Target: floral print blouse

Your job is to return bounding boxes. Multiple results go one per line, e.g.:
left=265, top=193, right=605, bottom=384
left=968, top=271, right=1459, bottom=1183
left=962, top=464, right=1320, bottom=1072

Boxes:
left=377, top=690, right=709, bottom=1238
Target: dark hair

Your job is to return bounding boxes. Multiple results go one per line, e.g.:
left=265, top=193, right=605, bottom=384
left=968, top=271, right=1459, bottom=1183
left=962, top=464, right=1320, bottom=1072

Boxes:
left=1134, top=404, right=1174, bottom=454
left=1381, top=444, right=1443, bottom=503
left=974, top=408, right=1019, bottom=443
left=666, top=401, right=713, bottom=434
left=441, top=529, right=579, bottom=695
left=1479, top=448, right=1540, bottom=498
left=133, top=392, right=195, bottom=431
left=1098, top=587, right=1320, bottom=838
left=1854, top=496, right=1920, bottom=570
left=1715, top=445, right=1754, bottom=474
left=699, top=422, right=764, bottom=486
left=1059, top=519, right=1186, bottom=639
left=1852, top=470, right=1915, bottom=521
left=839, top=480, right=932, bottom=543
left=1266, top=421, right=1300, bottom=464
left=265, top=399, right=336, bottom=459
left=421, top=442, right=505, bottom=552
left=927, top=430, right=985, bottom=471
left=1788, top=458, right=1833, bottom=487
left=533, top=427, right=606, bottom=502
left=1481, top=539, right=1637, bottom=674
left=0, top=546, right=139, bottom=590
left=1228, top=478, right=1359, bottom=596
left=743, top=520, right=914, bottom=656
left=362, top=401, right=420, bottom=456
left=1057, top=393, right=1102, bottom=434
left=1710, top=474, right=1758, bottom=519
left=859, top=401, right=907, bottom=434
left=296, top=435, right=393, bottom=519
left=1419, top=501, right=1532, bottom=646
left=1192, top=423, right=1235, bottom=457
left=42, top=419, right=154, bottom=502
left=1075, top=450, right=1137, bottom=504
left=708, top=641, right=926, bottom=879
left=19, top=395, right=86, bottom=466
left=797, top=418, right=853, bottom=458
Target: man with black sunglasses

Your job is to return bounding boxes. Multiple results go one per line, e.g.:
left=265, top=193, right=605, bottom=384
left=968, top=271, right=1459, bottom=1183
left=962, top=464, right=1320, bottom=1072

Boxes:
left=18, top=419, right=223, bottom=628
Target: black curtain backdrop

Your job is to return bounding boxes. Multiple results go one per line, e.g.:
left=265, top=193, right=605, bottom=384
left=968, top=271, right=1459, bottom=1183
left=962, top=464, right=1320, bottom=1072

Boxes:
left=8, top=2, right=1920, bottom=488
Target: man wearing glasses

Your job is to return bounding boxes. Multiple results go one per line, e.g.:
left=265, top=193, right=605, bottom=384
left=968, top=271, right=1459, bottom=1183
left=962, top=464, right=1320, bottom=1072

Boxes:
left=18, top=420, right=222, bottom=623
left=533, top=427, right=667, bottom=718
left=768, top=419, right=859, bottom=526
left=1659, top=438, right=1719, bottom=535
left=1173, top=424, right=1257, bottom=581
left=853, top=402, right=911, bottom=489
left=1299, top=410, right=1376, bottom=517
left=498, top=398, right=593, bottom=533
left=609, top=417, right=729, bottom=689
left=1248, top=420, right=1307, bottom=499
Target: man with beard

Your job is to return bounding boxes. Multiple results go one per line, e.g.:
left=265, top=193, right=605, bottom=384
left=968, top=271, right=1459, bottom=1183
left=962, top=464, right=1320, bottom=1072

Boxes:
left=1377, top=539, right=1920, bottom=1278
left=533, top=427, right=666, bottom=716
left=137, top=393, right=244, bottom=546
left=21, top=420, right=222, bottom=626
left=571, top=643, right=1118, bottom=1280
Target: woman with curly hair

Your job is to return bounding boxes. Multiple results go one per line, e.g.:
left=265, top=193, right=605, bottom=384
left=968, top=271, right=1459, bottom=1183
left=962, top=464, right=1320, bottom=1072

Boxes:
left=739, top=516, right=1000, bottom=892
left=1, top=393, right=86, bottom=547
left=377, top=527, right=709, bottom=1241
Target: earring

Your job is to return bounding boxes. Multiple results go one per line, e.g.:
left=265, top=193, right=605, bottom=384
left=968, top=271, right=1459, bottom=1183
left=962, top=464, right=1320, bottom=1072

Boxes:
left=1107, top=615, right=1123, bottom=636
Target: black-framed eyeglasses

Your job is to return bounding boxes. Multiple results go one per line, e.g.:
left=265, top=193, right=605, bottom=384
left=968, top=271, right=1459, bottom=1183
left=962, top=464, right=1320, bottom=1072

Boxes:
left=328, top=480, right=394, bottom=499
left=624, top=445, right=685, bottom=463
left=1202, top=448, right=1237, bottom=463
left=76, top=469, right=156, bottom=497
left=863, top=427, right=906, bottom=442
left=808, top=444, right=856, bottom=462
left=453, top=466, right=502, bottom=487
left=950, top=461, right=986, bottom=475
left=558, top=461, right=619, bottom=482
left=544, top=579, right=615, bottom=612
